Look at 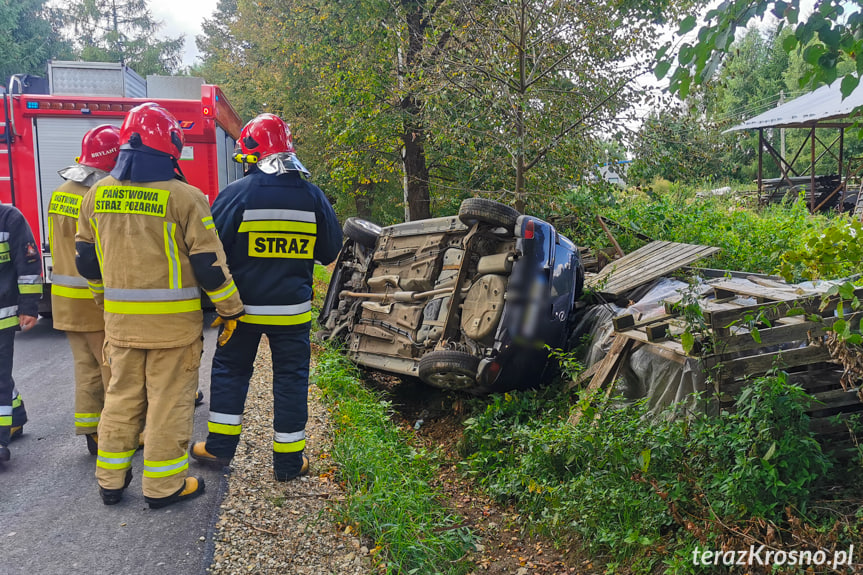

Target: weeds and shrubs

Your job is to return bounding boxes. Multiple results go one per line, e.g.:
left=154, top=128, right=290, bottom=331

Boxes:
left=550, top=184, right=836, bottom=275
left=460, top=371, right=845, bottom=572
left=313, top=347, right=474, bottom=575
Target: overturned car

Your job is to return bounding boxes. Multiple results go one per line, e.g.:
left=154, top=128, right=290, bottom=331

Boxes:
left=318, top=198, right=585, bottom=394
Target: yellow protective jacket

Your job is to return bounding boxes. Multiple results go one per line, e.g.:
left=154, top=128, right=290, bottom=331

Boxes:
left=76, top=176, right=244, bottom=349
left=48, top=178, right=105, bottom=332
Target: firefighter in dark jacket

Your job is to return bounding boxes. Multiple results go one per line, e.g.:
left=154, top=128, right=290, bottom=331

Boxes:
left=0, top=203, right=42, bottom=462
left=76, top=102, right=244, bottom=507
left=190, top=113, right=342, bottom=481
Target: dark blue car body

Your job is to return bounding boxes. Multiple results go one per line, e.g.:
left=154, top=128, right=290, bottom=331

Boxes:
left=319, top=200, right=584, bottom=394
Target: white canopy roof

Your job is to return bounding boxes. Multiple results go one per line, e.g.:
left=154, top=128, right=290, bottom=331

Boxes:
left=726, top=81, right=863, bottom=132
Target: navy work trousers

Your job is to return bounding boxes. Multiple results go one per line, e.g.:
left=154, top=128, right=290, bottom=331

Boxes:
left=0, top=326, right=28, bottom=446
left=205, top=322, right=310, bottom=477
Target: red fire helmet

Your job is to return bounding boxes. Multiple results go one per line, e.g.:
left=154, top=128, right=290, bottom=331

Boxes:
left=76, top=124, right=121, bottom=171
left=119, top=102, right=184, bottom=159
left=238, top=113, right=295, bottom=160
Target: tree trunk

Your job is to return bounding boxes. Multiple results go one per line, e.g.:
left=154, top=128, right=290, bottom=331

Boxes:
left=398, top=0, right=431, bottom=222
left=401, top=116, right=431, bottom=221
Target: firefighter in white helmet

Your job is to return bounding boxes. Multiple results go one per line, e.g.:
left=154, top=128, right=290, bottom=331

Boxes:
left=76, top=102, right=244, bottom=508
left=48, top=124, right=120, bottom=455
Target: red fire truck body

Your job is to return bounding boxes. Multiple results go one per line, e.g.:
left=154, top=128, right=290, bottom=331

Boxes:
left=0, top=76, right=244, bottom=312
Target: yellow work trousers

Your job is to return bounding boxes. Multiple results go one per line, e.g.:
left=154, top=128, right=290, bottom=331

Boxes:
left=95, top=339, right=203, bottom=498
left=66, top=331, right=111, bottom=435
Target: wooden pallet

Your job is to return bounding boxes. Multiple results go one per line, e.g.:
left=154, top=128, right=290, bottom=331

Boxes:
left=611, top=276, right=863, bottom=436
left=586, top=241, right=721, bottom=299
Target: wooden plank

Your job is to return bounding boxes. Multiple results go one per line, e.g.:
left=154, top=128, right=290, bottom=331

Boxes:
left=565, top=361, right=601, bottom=391
left=807, top=388, right=863, bottom=410
left=707, top=287, right=863, bottom=329
left=612, top=326, right=687, bottom=355
left=715, top=345, right=835, bottom=379
left=713, top=313, right=861, bottom=355
left=646, top=323, right=669, bottom=342
left=589, top=241, right=669, bottom=283
left=613, top=312, right=679, bottom=334
left=680, top=267, right=783, bottom=281
left=568, top=336, right=634, bottom=425
left=709, top=278, right=812, bottom=302
left=663, top=296, right=741, bottom=315
left=587, top=241, right=720, bottom=297
left=601, top=247, right=720, bottom=293
left=599, top=244, right=720, bottom=294
left=718, top=371, right=843, bottom=396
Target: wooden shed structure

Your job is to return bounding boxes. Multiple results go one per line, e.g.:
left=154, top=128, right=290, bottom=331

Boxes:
left=726, top=82, right=863, bottom=213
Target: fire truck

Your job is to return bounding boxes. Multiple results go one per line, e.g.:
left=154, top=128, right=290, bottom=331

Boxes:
left=0, top=61, right=245, bottom=314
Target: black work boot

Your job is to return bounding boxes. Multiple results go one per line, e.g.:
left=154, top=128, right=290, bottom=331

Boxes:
left=145, top=477, right=206, bottom=510
left=85, top=433, right=98, bottom=456
left=189, top=442, right=230, bottom=466
left=99, top=468, right=133, bottom=506
left=195, top=389, right=204, bottom=407
left=274, top=455, right=310, bottom=482
left=0, top=445, right=9, bottom=462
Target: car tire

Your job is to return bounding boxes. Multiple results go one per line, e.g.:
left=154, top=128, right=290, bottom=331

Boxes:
left=418, top=350, right=480, bottom=391
left=458, top=198, right=520, bottom=232
left=343, top=217, right=381, bottom=248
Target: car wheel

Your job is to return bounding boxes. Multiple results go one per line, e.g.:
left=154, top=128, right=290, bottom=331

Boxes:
left=418, top=350, right=480, bottom=391
left=343, top=217, right=381, bottom=248
left=458, top=198, right=520, bottom=232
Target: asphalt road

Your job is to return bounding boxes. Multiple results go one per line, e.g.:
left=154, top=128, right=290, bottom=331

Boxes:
left=1, top=313, right=229, bottom=575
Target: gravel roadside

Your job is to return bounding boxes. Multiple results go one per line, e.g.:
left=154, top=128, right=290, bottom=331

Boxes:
left=203, top=339, right=372, bottom=575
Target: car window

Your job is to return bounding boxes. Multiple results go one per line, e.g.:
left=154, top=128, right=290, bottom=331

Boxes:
left=551, top=244, right=573, bottom=298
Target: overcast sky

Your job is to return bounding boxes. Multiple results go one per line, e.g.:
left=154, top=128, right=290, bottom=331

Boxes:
left=148, top=0, right=219, bottom=68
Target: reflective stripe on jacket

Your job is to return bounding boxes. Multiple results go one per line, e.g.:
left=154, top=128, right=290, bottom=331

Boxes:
left=0, top=204, right=43, bottom=325
left=76, top=176, right=243, bottom=348
left=210, top=168, right=341, bottom=330
left=48, top=178, right=105, bottom=332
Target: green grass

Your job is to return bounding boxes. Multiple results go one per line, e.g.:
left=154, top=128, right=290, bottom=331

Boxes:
left=457, top=372, right=857, bottom=574
left=313, top=348, right=474, bottom=574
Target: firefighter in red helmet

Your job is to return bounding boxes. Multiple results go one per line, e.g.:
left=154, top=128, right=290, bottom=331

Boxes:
left=190, top=113, right=341, bottom=482
left=75, top=102, right=244, bottom=508
left=47, top=124, right=120, bottom=455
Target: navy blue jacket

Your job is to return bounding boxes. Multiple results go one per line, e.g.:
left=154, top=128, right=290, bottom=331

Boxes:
left=211, top=168, right=341, bottom=331
left=0, top=204, right=43, bottom=326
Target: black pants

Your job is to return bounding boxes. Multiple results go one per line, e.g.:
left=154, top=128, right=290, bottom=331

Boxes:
left=0, top=325, right=28, bottom=446
left=205, top=322, right=310, bottom=477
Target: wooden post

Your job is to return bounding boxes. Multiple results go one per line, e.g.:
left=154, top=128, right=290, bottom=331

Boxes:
left=758, top=128, right=763, bottom=204
left=810, top=126, right=816, bottom=213
left=840, top=127, right=846, bottom=208
left=597, top=215, right=624, bottom=258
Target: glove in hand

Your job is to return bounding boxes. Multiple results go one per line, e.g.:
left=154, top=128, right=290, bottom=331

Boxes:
left=211, top=315, right=243, bottom=346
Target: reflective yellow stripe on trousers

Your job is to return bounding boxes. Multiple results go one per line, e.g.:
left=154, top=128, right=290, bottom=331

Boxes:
left=143, top=454, right=189, bottom=478
left=0, top=405, right=11, bottom=427
left=96, top=448, right=136, bottom=470
left=273, top=430, right=306, bottom=453
left=208, top=411, right=242, bottom=435
left=75, top=412, right=100, bottom=429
